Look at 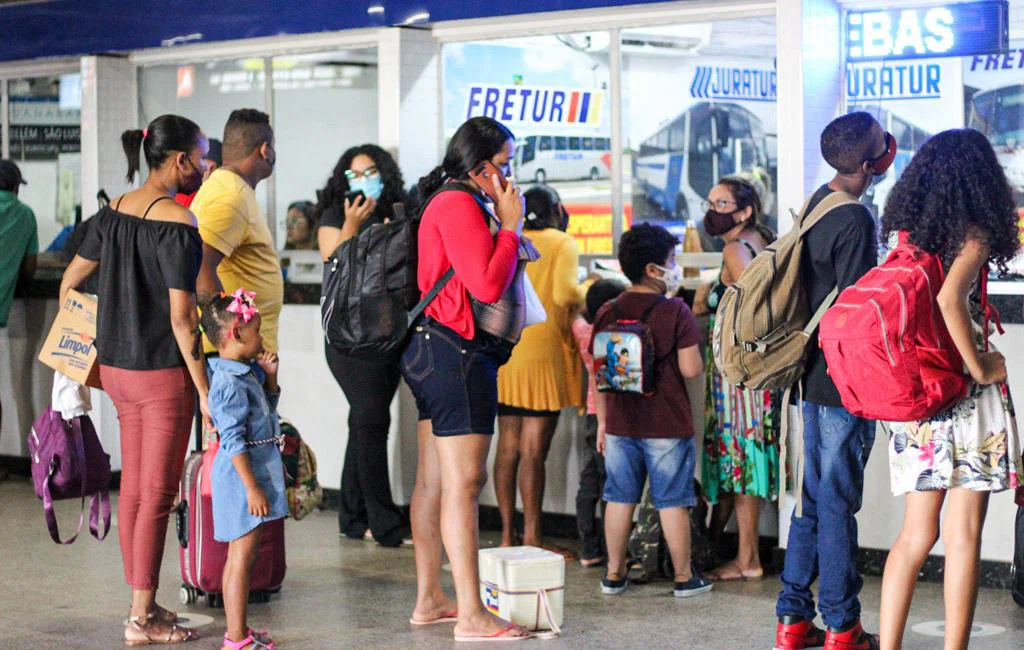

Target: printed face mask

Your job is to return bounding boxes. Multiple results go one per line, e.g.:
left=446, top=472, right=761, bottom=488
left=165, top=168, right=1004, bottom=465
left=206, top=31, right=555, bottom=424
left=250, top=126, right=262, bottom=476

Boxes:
left=655, top=264, right=683, bottom=296
left=349, top=175, right=384, bottom=201
left=703, top=210, right=738, bottom=237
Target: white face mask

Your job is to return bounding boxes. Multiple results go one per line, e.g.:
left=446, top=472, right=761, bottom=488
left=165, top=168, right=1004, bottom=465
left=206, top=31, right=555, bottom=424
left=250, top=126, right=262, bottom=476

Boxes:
left=655, top=264, right=683, bottom=296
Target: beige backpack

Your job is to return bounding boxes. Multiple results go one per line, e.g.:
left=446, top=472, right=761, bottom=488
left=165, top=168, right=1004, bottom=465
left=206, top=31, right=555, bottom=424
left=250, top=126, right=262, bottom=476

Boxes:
left=712, top=191, right=861, bottom=516
left=711, top=191, right=860, bottom=392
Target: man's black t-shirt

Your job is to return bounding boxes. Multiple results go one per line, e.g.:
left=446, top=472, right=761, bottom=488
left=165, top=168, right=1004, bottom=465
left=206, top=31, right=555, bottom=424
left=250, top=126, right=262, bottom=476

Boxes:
left=801, top=184, right=878, bottom=407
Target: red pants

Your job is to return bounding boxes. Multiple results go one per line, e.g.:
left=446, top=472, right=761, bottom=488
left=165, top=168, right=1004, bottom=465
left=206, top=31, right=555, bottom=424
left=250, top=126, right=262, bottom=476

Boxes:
left=100, top=365, right=193, bottom=590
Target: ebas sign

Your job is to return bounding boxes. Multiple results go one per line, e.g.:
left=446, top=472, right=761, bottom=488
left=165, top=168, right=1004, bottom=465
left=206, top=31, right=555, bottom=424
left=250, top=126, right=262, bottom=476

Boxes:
left=847, top=1, right=1008, bottom=62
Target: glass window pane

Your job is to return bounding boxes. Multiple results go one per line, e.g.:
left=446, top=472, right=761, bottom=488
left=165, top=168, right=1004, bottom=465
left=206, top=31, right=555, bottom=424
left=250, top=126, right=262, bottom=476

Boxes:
left=443, top=33, right=611, bottom=254
left=139, top=58, right=269, bottom=222
left=7, top=74, right=82, bottom=251
left=623, top=18, right=778, bottom=247
left=272, top=49, right=378, bottom=250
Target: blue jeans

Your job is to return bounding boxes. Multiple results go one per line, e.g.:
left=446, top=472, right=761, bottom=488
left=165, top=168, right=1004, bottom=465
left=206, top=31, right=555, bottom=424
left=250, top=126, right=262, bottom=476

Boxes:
left=776, top=403, right=875, bottom=629
left=603, top=434, right=697, bottom=510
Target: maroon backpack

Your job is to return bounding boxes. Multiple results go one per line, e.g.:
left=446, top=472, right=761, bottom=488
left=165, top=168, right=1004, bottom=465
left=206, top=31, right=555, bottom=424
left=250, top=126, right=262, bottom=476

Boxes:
left=28, top=408, right=111, bottom=544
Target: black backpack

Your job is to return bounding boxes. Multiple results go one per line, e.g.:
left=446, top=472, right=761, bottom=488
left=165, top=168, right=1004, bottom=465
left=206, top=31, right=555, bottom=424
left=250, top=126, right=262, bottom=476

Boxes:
left=320, top=184, right=476, bottom=359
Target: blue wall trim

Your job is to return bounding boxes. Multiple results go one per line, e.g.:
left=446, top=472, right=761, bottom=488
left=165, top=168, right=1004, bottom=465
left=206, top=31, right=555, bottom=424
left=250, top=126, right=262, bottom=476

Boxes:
left=0, top=0, right=674, bottom=63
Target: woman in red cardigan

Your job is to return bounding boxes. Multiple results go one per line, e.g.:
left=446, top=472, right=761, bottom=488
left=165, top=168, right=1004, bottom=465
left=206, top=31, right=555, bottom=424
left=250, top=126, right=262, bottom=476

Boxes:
left=402, top=117, right=532, bottom=642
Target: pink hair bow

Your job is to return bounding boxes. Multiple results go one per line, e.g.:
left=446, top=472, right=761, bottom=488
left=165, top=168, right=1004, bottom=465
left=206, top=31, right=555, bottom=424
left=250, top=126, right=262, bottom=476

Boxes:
left=226, top=288, right=258, bottom=323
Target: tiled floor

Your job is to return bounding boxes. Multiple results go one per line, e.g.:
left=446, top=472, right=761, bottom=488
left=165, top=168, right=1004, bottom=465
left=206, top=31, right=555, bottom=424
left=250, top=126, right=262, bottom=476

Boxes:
left=1, top=477, right=1022, bottom=649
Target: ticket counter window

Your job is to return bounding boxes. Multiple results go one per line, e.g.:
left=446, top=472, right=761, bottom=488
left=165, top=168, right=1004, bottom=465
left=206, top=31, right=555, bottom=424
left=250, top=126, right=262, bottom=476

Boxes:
left=5, top=74, right=82, bottom=252
left=139, top=58, right=270, bottom=217
left=622, top=18, right=778, bottom=248
left=443, top=33, right=613, bottom=254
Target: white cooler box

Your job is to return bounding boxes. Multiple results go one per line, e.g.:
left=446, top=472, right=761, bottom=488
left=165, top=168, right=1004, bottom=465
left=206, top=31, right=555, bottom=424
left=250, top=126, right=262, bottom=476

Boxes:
left=479, top=546, right=565, bottom=634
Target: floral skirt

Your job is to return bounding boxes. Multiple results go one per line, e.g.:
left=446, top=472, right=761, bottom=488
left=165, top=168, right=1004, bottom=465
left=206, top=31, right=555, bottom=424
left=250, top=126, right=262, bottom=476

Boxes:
left=701, top=316, right=780, bottom=504
left=886, top=381, right=1024, bottom=495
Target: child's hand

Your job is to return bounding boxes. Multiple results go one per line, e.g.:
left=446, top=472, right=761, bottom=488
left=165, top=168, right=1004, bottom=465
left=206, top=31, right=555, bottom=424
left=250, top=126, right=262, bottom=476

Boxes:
left=247, top=486, right=270, bottom=517
left=257, top=351, right=279, bottom=379
left=596, top=426, right=607, bottom=456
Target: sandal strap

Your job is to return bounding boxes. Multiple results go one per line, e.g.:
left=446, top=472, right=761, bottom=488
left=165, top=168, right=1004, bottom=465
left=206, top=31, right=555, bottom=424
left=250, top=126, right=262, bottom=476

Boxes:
left=222, top=634, right=255, bottom=650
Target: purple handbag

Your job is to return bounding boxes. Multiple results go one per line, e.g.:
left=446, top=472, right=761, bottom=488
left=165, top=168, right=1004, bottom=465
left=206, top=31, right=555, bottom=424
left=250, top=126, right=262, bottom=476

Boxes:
left=28, top=407, right=111, bottom=544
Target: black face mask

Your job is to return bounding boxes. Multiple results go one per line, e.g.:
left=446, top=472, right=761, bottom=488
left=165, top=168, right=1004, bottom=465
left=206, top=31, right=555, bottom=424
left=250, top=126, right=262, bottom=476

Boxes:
left=559, top=205, right=570, bottom=232
left=703, top=209, right=738, bottom=237
left=180, top=155, right=204, bottom=195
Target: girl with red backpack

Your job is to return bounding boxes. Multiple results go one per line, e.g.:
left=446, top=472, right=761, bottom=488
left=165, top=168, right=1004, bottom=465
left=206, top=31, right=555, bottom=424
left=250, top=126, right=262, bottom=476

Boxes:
left=875, top=129, right=1023, bottom=650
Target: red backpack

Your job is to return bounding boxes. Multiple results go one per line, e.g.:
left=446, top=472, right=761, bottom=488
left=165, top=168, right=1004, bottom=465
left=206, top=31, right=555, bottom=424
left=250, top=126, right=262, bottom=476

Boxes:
left=819, top=232, right=999, bottom=422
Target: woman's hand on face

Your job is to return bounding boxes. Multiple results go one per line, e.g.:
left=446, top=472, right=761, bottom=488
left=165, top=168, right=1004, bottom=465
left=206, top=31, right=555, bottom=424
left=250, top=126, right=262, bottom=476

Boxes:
left=344, top=194, right=377, bottom=229
left=493, top=174, right=524, bottom=232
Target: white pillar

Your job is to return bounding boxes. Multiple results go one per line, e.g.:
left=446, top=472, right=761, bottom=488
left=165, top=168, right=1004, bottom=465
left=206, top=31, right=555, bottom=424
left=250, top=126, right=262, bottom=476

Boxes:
left=377, top=27, right=441, bottom=188
left=80, top=55, right=138, bottom=217
left=775, top=0, right=843, bottom=234
left=79, top=55, right=138, bottom=471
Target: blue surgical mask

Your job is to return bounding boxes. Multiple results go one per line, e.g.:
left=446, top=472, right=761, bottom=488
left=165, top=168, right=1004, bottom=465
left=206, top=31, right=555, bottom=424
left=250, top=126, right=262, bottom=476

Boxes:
left=349, top=175, right=384, bottom=201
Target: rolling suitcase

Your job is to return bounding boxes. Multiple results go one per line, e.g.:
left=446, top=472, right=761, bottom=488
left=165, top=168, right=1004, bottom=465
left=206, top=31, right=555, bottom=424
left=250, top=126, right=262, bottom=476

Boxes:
left=176, top=426, right=286, bottom=607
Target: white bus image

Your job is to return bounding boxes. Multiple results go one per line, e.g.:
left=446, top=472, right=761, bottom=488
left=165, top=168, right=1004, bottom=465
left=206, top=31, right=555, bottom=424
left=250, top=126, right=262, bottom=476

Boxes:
left=968, top=84, right=1024, bottom=197
left=631, top=102, right=775, bottom=242
left=515, top=134, right=611, bottom=184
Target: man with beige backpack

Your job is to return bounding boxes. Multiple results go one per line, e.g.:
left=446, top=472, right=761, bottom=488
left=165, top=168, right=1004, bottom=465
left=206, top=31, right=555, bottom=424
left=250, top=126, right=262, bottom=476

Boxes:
left=713, top=112, right=893, bottom=650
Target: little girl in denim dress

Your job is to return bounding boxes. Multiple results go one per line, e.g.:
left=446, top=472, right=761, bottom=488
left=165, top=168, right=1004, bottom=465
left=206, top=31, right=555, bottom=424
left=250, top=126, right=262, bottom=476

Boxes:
left=202, top=289, right=288, bottom=650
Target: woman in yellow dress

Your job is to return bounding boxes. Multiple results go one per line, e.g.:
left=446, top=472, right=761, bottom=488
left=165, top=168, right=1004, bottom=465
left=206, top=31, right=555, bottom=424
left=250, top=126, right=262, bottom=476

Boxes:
left=495, top=185, right=582, bottom=553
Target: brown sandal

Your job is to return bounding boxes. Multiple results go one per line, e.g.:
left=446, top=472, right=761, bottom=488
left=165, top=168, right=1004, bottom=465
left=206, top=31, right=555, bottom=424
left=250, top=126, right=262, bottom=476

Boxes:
left=126, top=604, right=182, bottom=625
left=125, top=612, right=196, bottom=646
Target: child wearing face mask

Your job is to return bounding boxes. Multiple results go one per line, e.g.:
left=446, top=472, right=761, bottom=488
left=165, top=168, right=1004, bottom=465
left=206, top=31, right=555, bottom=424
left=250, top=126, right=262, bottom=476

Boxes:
left=590, top=223, right=711, bottom=599
left=202, top=289, right=288, bottom=650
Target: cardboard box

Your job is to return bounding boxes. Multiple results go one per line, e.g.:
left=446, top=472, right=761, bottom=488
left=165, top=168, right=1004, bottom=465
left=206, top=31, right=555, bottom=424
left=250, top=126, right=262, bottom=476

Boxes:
left=38, top=290, right=101, bottom=389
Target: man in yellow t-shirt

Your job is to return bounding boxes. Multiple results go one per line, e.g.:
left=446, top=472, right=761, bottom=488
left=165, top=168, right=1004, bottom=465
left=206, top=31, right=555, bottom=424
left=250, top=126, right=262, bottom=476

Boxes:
left=193, top=109, right=283, bottom=352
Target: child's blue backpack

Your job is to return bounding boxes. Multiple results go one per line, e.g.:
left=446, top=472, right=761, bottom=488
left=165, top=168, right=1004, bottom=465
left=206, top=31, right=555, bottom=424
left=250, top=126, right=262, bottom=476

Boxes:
left=592, top=296, right=663, bottom=396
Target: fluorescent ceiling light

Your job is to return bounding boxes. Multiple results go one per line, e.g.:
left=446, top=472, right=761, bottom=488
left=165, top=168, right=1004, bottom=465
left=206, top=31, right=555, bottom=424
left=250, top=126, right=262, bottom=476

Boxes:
left=403, top=11, right=429, bottom=25
left=367, top=4, right=384, bottom=14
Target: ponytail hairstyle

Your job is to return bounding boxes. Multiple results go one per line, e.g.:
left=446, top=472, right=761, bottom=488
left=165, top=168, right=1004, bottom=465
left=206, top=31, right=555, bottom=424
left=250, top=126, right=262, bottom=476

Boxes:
left=122, top=114, right=202, bottom=183
left=523, top=184, right=563, bottom=231
left=417, top=116, right=515, bottom=198
left=718, top=175, right=776, bottom=244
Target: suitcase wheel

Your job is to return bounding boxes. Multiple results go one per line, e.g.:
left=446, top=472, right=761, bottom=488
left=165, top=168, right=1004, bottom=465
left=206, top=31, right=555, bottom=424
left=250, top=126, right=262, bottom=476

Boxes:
left=179, top=585, right=197, bottom=605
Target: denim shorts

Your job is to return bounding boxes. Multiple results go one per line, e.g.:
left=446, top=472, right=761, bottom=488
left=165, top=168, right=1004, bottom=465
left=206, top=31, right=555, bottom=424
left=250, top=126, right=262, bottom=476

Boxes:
left=400, top=319, right=513, bottom=436
left=603, top=434, right=697, bottom=509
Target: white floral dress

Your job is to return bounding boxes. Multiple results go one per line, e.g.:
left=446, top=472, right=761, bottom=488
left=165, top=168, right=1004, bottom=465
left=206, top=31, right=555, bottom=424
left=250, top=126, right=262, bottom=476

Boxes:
left=886, top=325, right=1023, bottom=495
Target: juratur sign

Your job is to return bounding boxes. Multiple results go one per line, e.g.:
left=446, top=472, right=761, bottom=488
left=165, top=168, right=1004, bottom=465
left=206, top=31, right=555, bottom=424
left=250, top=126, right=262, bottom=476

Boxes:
left=846, top=1, right=1008, bottom=62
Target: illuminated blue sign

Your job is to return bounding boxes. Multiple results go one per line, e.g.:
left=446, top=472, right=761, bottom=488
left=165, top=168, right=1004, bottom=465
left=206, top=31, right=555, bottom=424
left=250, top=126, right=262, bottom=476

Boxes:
left=846, top=1, right=1008, bottom=62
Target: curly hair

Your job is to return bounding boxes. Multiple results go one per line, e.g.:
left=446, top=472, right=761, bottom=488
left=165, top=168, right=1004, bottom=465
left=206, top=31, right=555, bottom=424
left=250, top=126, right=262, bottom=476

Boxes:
left=881, top=128, right=1019, bottom=274
left=313, top=144, right=407, bottom=224
left=199, top=293, right=255, bottom=348
left=618, top=223, right=679, bottom=283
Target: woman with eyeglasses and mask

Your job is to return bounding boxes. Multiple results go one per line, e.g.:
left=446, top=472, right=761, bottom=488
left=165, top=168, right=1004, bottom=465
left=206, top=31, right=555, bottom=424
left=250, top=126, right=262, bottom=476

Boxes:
left=315, top=145, right=413, bottom=548
left=693, top=175, right=779, bottom=583
left=494, top=184, right=582, bottom=556
left=285, top=200, right=316, bottom=250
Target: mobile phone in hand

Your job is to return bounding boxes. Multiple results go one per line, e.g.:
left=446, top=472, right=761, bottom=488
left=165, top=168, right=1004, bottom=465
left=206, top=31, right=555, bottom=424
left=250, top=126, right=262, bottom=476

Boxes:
left=345, top=189, right=366, bottom=204
left=468, top=161, right=509, bottom=203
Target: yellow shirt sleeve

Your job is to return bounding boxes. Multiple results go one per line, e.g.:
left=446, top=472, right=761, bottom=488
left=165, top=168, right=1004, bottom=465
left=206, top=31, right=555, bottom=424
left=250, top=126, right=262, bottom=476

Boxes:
left=551, top=234, right=581, bottom=309
left=196, top=196, right=247, bottom=258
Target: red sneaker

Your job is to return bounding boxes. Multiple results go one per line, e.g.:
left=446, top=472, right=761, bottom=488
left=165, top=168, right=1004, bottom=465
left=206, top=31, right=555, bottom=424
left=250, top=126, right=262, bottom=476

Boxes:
left=823, top=621, right=879, bottom=650
left=774, top=617, right=827, bottom=650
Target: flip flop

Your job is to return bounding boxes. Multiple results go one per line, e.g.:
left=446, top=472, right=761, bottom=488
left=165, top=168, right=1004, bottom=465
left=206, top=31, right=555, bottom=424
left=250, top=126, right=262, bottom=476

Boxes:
left=410, top=610, right=459, bottom=626
left=455, top=623, right=531, bottom=643
left=708, top=566, right=764, bottom=582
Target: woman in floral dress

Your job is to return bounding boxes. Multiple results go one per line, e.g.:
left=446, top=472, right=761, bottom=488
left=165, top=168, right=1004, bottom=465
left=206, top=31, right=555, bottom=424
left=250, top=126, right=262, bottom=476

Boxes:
left=694, top=176, right=779, bottom=581
left=877, top=129, right=1024, bottom=650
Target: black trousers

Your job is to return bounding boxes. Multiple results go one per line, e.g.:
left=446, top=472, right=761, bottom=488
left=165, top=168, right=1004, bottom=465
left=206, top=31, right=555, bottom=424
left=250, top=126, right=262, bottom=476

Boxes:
left=576, top=414, right=606, bottom=560
left=325, top=345, right=409, bottom=547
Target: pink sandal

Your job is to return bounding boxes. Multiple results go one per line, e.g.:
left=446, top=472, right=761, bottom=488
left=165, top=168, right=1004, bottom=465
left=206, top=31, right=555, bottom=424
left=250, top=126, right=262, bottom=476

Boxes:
left=221, top=628, right=276, bottom=650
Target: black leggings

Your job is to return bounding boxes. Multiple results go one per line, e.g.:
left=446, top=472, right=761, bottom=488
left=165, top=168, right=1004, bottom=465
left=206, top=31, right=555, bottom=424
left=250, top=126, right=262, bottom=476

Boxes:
left=325, top=345, right=409, bottom=547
